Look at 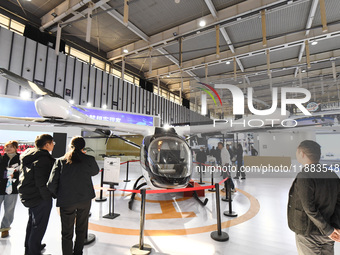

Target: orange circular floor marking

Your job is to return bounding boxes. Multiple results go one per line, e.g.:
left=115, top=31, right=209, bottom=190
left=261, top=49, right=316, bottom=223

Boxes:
left=88, top=188, right=260, bottom=236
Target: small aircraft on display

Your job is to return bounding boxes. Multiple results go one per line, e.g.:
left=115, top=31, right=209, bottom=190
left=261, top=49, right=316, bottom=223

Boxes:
left=0, top=67, right=291, bottom=208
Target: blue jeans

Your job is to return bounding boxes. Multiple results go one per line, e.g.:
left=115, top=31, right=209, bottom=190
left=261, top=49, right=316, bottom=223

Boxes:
left=0, top=193, right=18, bottom=230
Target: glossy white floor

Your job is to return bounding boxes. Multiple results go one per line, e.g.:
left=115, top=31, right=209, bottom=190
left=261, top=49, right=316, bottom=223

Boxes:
left=1, top=161, right=339, bottom=255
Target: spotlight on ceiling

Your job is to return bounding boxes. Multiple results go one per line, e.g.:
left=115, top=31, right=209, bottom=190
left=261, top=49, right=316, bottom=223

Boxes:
left=311, top=41, right=318, bottom=46
left=123, top=49, right=129, bottom=53
left=226, top=61, right=231, bottom=65
left=199, top=20, right=206, bottom=27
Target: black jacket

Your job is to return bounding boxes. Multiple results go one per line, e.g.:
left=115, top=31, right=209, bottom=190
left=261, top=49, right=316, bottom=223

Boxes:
left=287, top=166, right=340, bottom=236
left=0, top=153, right=20, bottom=195
left=18, top=148, right=55, bottom=208
left=47, top=153, right=99, bottom=207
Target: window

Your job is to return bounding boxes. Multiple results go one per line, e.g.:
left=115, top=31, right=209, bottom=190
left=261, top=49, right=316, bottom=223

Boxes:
left=10, top=20, right=25, bottom=34
left=91, top=57, right=105, bottom=70
left=105, top=64, right=110, bottom=73
left=111, top=68, right=121, bottom=78
left=0, top=14, right=9, bottom=28
left=134, top=78, right=140, bottom=86
left=124, top=74, right=134, bottom=83
left=69, top=47, right=90, bottom=63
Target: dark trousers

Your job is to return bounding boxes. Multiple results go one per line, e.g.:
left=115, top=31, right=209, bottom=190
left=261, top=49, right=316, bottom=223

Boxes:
left=25, top=198, right=52, bottom=255
left=236, top=160, right=246, bottom=178
left=60, top=200, right=91, bottom=255
left=295, top=233, right=335, bottom=255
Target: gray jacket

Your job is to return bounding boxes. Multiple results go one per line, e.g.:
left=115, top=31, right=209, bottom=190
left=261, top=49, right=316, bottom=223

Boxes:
left=287, top=166, right=340, bottom=236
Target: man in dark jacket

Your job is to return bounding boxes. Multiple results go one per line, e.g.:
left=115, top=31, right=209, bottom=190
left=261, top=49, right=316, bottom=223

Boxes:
left=288, top=140, right=340, bottom=255
left=18, top=134, right=55, bottom=255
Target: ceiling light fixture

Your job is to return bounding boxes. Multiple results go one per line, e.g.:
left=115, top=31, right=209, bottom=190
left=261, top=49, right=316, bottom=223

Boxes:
left=123, top=49, right=129, bottom=53
left=226, top=61, right=231, bottom=65
left=311, top=41, right=318, bottom=46
left=199, top=20, right=206, bottom=27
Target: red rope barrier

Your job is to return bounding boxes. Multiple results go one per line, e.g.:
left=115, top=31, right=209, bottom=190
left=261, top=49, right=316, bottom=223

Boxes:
left=120, top=160, right=140, bottom=165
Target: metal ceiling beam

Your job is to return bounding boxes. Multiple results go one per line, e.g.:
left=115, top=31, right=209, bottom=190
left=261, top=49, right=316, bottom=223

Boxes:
left=168, top=50, right=340, bottom=93
left=107, top=0, right=289, bottom=60
left=40, top=0, right=93, bottom=31
left=294, top=0, right=319, bottom=77
left=41, top=0, right=111, bottom=33
left=99, top=3, right=149, bottom=42
left=156, top=48, right=200, bottom=82
left=145, top=23, right=340, bottom=79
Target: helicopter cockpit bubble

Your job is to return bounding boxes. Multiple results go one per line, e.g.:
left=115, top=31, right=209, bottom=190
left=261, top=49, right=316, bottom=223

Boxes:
left=140, top=128, right=192, bottom=189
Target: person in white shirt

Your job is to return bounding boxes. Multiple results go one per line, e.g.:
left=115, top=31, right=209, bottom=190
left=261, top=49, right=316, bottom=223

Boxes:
left=217, top=142, right=235, bottom=192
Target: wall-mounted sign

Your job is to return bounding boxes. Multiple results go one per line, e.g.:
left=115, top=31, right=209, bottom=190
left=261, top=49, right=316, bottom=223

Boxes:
left=74, top=106, right=154, bottom=126
left=306, top=102, right=320, bottom=112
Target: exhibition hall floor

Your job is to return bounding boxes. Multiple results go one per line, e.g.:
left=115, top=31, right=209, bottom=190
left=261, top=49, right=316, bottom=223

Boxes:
left=1, top=161, right=339, bottom=255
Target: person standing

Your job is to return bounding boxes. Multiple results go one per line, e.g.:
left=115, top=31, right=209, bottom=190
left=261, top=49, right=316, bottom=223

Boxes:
left=0, top=140, right=20, bottom=238
left=288, top=140, right=340, bottom=255
left=18, top=134, right=55, bottom=255
left=250, top=145, right=258, bottom=156
left=234, top=143, right=245, bottom=179
left=218, top=142, right=235, bottom=192
left=196, top=147, right=207, bottom=174
left=48, top=136, right=99, bottom=255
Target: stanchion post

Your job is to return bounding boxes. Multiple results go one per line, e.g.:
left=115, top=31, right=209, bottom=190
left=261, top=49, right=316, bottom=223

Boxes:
left=103, top=184, right=120, bottom=219
left=223, top=178, right=238, bottom=217
left=210, top=183, right=229, bottom=241
left=198, top=163, right=205, bottom=185
left=95, top=168, right=107, bottom=202
left=130, top=189, right=152, bottom=255
left=221, top=178, right=231, bottom=202
left=124, top=161, right=131, bottom=182
left=208, top=168, right=216, bottom=192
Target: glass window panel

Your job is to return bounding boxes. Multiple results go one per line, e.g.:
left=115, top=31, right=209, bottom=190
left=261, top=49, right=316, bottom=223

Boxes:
left=70, top=47, right=90, bottom=63
left=10, top=20, right=25, bottom=34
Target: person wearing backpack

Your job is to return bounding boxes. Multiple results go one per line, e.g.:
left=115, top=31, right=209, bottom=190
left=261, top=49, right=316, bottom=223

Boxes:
left=18, top=134, right=55, bottom=255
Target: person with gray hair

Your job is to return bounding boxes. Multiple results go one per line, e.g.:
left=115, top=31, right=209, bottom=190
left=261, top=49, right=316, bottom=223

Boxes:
left=288, top=140, right=340, bottom=255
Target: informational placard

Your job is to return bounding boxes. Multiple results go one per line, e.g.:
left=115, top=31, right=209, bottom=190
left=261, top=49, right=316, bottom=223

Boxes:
left=103, top=157, right=120, bottom=185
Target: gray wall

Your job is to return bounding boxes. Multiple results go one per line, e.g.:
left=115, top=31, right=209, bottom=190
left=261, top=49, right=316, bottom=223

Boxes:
left=0, top=26, right=209, bottom=125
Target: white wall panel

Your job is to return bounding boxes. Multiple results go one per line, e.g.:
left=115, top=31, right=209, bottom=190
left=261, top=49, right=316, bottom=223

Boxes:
left=107, top=75, right=114, bottom=109
left=80, top=64, right=89, bottom=106
left=88, top=66, right=96, bottom=106
left=136, top=86, right=140, bottom=113
left=94, top=69, right=102, bottom=108
left=34, top=43, right=48, bottom=84
left=73, top=60, right=82, bottom=105
left=102, top=72, right=108, bottom=108
left=55, top=53, right=66, bottom=97
left=7, top=34, right=25, bottom=97
left=64, top=56, right=75, bottom=102
left=22, top=38, right=36, bottom=83
left=45, top=47, right=57, bottom=95
left=0, top=28, right=13, bottom=94
left=131, top=84, right=136, bottom=113
left=112, top=76, right=118, bottom=110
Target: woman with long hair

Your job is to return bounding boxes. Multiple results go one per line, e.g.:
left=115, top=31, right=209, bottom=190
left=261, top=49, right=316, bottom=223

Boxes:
left=0, top=140, right=20, bottom=238
left=48, top=136, right=99, bottom=255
